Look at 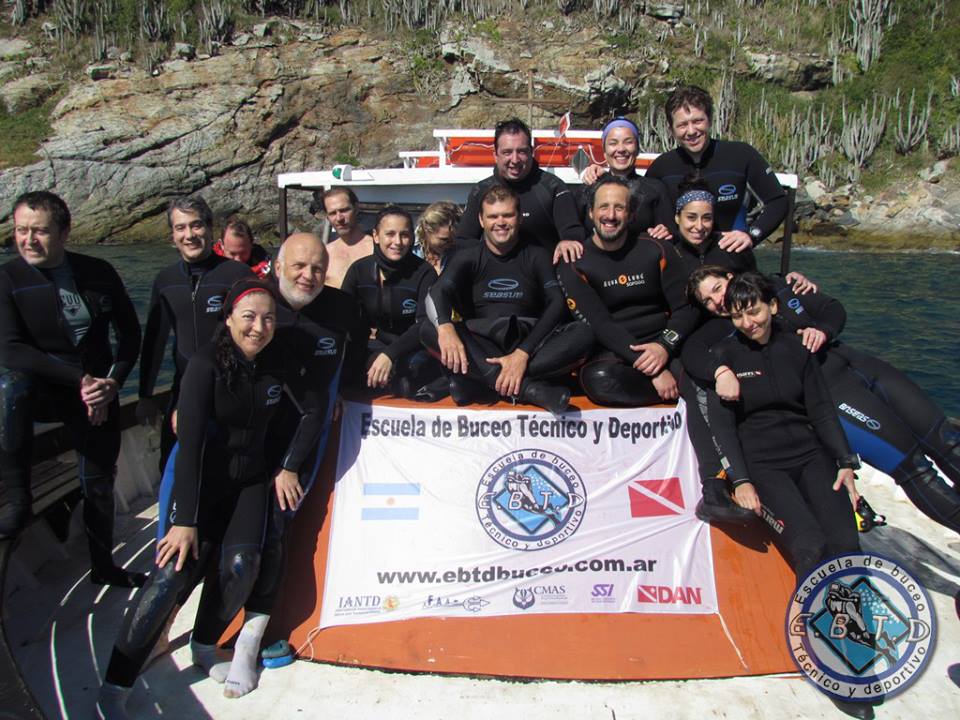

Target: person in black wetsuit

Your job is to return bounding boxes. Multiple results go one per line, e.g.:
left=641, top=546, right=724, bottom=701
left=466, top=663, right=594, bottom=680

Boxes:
left=455, top=117, right=585, bottom=263
left=646, top=85, right=788, bottom=253
left=0, top=191, right=144, bottom=587
left=688, top=265, right=960, bottom=537
left=136, top=196, right=253, bottom=469
left=578, top=117, right=676, bottom=241
left=213, top=215, right=272, bottom=278
left=341, top=206, right=443, bottom=400
left=97, top=279, right=323, bottom=717
left=556, top=175, right=698, bottom=406
left=424, top=184, right=593, bottom=415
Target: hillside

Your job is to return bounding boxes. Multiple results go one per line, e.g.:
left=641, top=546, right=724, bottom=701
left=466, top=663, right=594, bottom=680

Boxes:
left=0, top=0, right=957, bottom=247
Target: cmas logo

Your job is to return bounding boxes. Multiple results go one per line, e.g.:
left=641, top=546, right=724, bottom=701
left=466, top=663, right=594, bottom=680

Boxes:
left=476, top=449, right=586, bottom=551
left=206, top=294, right=224, bottom=313
left=513, top=588, right=535, bottom=610
left=786, top=553, right=935, bottom=703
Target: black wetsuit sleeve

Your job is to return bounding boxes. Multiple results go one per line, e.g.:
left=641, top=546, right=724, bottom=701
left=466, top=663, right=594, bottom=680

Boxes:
left=138, top=276, right=171, bottom=397
left=429, top=251, right=472, bottom=325
left=279, top=363, right=326, bottom=473
left=744, top=144, right=788, bottom=243
left=557, top=260, right=638, bottom=363
left=781, top=279, right=847, bottom=341
left=171, top=354, right=216, bottom=526
left=383, top=269, right=437, bottom=362
left=106, top=266, right=142, bottom=387
left=802, top=352, right=853, bottom=461
left=552, top=183, right=586, bottom=243
left=650, top=178, right=678, bottom=236
left=656, top=239, right=700, bottom=353
left=680, top=319, right=729, bottom=384
left=455, top=186, right=483, bottom=247
left=517, top=253, right=566, bottom=355
left=704, top=389, right=752, bottom=484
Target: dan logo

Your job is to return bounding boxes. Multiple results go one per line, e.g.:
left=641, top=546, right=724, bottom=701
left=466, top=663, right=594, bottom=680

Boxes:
left=488, top=278, right=520, bottom=291
left=628, top=478, right=684, bottom=517
left=206, top=294, right=224, bottom=313
left=637, top=585, right=702, bottom=605
left=476, top=449, right=586, bottom=551
left=513, top=588, right=535, bottom=610
left=315, top=336, right=337, bottom=356
left=787, top=553, right=935, bottom=703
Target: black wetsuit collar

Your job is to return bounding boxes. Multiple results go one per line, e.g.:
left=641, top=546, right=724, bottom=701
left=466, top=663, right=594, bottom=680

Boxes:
left=181, top=252, right=220, bottom=276
left=676, top=137, right=716, bottom=167
left=493, top=160, right=542, bottom=191
left=373, top=244, right=419, bottom=283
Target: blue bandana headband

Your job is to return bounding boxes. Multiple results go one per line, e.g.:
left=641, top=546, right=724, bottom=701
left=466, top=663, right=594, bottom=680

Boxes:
left=601, top=118, right=640, bottom=145
left=675, top=190, right=716, bottom=214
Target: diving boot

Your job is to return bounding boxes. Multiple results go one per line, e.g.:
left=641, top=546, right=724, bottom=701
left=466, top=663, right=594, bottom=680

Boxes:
left=517, top=380, right=570, bottom=417
left=449, top=376, right=495, bottom=407
left=695, top=477, right=756, bottom=525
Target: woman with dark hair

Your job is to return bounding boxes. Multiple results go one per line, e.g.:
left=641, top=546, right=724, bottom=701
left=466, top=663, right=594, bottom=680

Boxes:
left=97, top=279, right=322, bottom=717
left=687, top=265, right=960, bottom=537
left=341, top=205, right=443, bottom=400
left=579, top=116, right=675, bottom=240
left=700, top=272, right=862, bottom=578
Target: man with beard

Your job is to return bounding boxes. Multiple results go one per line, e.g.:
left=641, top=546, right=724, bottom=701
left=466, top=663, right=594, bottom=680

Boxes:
left=557, top=175, right=698, bottom=406
left=191, top=232, right=363, bottom=697
left=455, top=118, right=585, bottom=263
left=136, top=196, right=253, bottom=467
left=424, top=184, right=593, bottom=416
left=320, top=187, right=374, bottom=289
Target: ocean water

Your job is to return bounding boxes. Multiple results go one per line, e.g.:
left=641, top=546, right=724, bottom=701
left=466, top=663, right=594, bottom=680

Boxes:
left=3, top=243, right=958, bottom=416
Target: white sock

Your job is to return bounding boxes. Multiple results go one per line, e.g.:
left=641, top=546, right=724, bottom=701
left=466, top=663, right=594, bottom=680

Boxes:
left=224, top=612, right=270, bottom=698
left=190, top=639, right=223, bottom=677
left=95, top=682, right=131, bottom=720
left=208, top=657, right=232, bottom=684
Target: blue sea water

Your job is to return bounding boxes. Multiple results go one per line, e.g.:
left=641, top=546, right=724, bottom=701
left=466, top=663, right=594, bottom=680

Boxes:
left=3, top=243, right=959, bottom=416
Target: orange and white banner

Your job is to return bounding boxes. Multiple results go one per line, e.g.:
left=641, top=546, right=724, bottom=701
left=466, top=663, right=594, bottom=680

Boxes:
left=320, top=401, right=715, bottom=627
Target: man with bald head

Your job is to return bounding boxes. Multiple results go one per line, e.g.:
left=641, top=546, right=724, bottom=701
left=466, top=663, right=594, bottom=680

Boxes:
left=196, top=233, right=363, bottom=690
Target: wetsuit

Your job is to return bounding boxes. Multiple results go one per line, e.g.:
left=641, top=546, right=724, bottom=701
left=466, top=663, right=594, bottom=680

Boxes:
left=138, top=253, right=253, bottom=463
left=104, top=340, right=320, bottom=687
left=577, top=172, right=677, bottom=239
left=341, top=248, right=440, bottom=392
left=557, top=235, right=698, bottom=406
left=213, top=240, right=272, bottom=278
left=673, top=232, right=757, bottom=277
left=455, top=161, right=584, bottom=254
left=646, top=139, right=788, bottom=243
left=423, top=240, right=593, bottom=391
left=0, top=252, right=140, bottom=577
left=708, top=324, right=861, bottom=576
left=244, top=285, right=364, bottom=616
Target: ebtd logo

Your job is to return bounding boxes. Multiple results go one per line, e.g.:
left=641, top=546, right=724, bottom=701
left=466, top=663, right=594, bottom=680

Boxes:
left=786, top=553, right=935, bottom=703
left=206, top=294, right=224, bottom=313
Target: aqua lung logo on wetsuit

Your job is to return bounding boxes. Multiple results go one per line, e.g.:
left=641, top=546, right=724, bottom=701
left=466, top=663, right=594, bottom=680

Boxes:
left=485, top=278, right=523, bottom=300
left=602, top=272, right=646, bottom=289
left=717, top=183, right=739, bottom=202
left=786, top=553, right=935, bottom=703
left=401, top=298, right=417, bottom=315
left=206, top=294, right=224, bottom=313
left=839, top=403, right=882, bottom=431
left=476, top=449, right=586, bottom=551
left=314, top=336, right=337, bottom=357
left=265, top=384, right=282, bottom=405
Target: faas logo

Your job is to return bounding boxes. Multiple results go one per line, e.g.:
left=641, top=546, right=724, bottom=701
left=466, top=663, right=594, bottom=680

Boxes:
left=401, top=298, right=417, bottom=315
left=206, top=294, right=224, bottom=313
left=315, top=336, right=337, bottom=356
left=627, top=478, right=685, bottom=517
left=513, top=587, right=535, bottom=610
left=787, top=553, right=935, bottom=703
left=637, top=585, right=703, bottom=605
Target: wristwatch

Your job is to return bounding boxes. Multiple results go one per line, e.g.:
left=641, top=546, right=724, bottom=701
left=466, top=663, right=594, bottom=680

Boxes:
left=748, top=227, right=763, bottom=244
left=837, top=453, right=862, bottom=470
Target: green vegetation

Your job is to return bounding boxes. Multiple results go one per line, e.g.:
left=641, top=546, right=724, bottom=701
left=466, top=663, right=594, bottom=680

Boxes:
left=0, top=97, right=57, bottom=169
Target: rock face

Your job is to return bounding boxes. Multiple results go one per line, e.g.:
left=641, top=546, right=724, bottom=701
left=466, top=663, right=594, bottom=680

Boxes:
left=744, top=50, right=832, bottom=91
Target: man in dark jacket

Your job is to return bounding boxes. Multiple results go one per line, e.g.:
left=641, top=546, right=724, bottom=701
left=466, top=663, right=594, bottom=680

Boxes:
left=0, top=191, right=144, bottom=586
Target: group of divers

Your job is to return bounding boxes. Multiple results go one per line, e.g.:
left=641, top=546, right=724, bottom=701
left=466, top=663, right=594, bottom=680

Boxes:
left=0, top=84, right=958, bottom=720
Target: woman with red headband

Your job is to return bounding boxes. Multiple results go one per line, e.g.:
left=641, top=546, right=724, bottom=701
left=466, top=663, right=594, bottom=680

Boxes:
left=97, top=279, right=322, bottom=717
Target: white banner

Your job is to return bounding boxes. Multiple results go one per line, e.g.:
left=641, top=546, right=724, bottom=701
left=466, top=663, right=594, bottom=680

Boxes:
left=320, top=401, right=716, bottom=628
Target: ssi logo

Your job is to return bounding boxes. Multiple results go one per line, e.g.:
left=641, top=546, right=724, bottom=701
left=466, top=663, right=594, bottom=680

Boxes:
left=206, top=294, right=224, bottom=313
left=314, top=336, right=337, bottom=356
left=476, top=449, right=586, bottom=551
left=591, top=583, right=616, bottom=605
left=786, top=553, right=935, bottom=703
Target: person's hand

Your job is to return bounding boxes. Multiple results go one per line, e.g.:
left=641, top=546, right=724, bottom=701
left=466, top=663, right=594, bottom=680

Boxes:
left=833, top=468, right=860, bottom=510
left=438, top=323, right=468, bottom=374
left=629, top=342, right=668, bottom=376
left=88, top=404, right=109, bottom=426
left=785, top=271, right=818, bottom=295
left=156, top=525, right=199, bottom=571
left=651, top=369, right=679, bottom=401
left=553, top=240, right=584, bottom=264
left=646, top=224, right=673, bottom=241
left=580, top=164, right=607, bottom=185
left=797, top=327, right=828, bottom=353
left=274, top=468, right=304, bottom=512
left=136, top=397, right=160, bottom=426
left=366, top=352, right=393, bottom=388
left=718, top=230, right=753, bottom=253
left=171, top=409, right=178, bottom=434
left=487, top=348, right=530, bottom=397
left=80, top=375, right=119, bottom=406
left=733, top=482, right=762, bottom=516
left=714, top=366, right=740, bottom=401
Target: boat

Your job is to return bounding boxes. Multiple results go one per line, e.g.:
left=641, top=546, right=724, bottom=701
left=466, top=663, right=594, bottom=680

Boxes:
left=2, top=128, right=958, bottom=720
